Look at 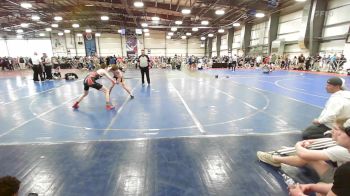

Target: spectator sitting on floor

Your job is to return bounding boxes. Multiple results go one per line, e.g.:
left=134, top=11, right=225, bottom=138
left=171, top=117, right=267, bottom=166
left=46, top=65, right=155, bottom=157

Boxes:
left=257, top=125, right=350, bottom=183
left=302, top=77, right=350, bottom=140
left=0, top=176, right=20, bottom=196
left=289, top=118, right=350, bottom=196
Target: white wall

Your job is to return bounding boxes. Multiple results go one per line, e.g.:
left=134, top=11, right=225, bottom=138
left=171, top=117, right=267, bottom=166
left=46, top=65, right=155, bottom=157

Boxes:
left=166, top=38, right=187, bottom=57
left=0, top=39, right=53, bottom=57
left=0, top=40, right=9, bottom=56
left=143, top=30, right=166, bottom=56
left=321, top=0, right=350, bottom=54
left=188, top=38, right=204, bottom=56
left=277, top=10, right=303, bottom=42
left=250, top=21, right=269, bottom=46
left=212, top=37, right=217, bottom=54
left=97, top=33, right=123, bottom=56
left=232, top=29, right=241, bottom=55
left=220, top=33, right=228, bottom=55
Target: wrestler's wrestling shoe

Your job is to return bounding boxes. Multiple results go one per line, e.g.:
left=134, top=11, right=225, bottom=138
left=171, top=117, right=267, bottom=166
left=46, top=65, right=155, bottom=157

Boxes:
left=106, top=105, right=115, bottom=110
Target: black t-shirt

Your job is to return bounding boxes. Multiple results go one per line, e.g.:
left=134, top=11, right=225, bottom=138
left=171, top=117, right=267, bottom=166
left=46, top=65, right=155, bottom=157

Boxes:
left=332, top=162, right=350, bottom=196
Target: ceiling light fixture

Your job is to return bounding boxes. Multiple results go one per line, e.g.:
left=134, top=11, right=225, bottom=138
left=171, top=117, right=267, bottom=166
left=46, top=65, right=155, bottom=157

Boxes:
left=186, top=32, right=191, bottom=36
left=145, top=32, right=150, bottom=36
left=171, top=27, right=177, bottom=31
left=215, top=10, right=225, bottom=15
left=208, top=33, right=214, bottom=37
left=141, top=23, right=148, bottom=27
left=200, top=37, right=206, bottom=40
left=181, top=9, right=191, bottom=14
left=166, top=35, right=171, bottom=39
left=72, top=24, right=79, bottom=28
left=181, top=35, right=186, bottom=39
left=86, top=29, right=92, bottom=33
left=77, top=33, right=83, bottom=37
left=16, top=29, right=23, bottom=33
left=136, top=29, right=142, bottom=34
left=255, top=12, right=265, bottom=18
left=233, top=23, right=240, bottom=27
left=54, top=16, right=62, bottom=21
left=45, top=28, right=52, bottom=31
left=218, top=29, right=225, bottom=33
left=31, top=15, right=40, bottom=20
left=143, top=29, right=149, bottom=32
left=20, top=2, right=32, bottom=9
left=134, top=1, right=144, bottom=8
left=152, top=16, right=160, bottom=21
left=95, top=33, right=101, bottom=37
left=101, top=16, right=109, bottom=21
left=51, top=24, right=59, bottom=28
left=168, top=32, right=174, bottom=36
left=20, top=23, right=29, bottom=28
left=192, top=27, right=198, bottom=31
left=58, top=32, right=64, bottom=36
left=85, top=4, right=94, bottom=6
left=201, top=21, right=209, bottom=25
left=39, top=33, right=45, bottom=36
left=118, top=29, right=122, bottom=33
left=64, top=30, right=71, bottom=33
left=175, top=21, right=183, bottom=25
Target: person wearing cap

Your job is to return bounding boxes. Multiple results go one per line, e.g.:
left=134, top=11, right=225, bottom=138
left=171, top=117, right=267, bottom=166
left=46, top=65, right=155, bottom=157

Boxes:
left=289, top=118, right=350, bottom=196
left=138, top=49, right=151, bottom=86
left=302, top=77, right=350, bottom=139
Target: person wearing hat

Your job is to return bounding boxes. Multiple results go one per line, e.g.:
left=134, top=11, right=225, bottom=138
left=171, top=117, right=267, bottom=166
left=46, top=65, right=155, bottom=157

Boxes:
left=138, top=49, right=151, bottom=86
left=302, top=77, right=350, bottom=139
left=289, top=118, right=350, bottom=196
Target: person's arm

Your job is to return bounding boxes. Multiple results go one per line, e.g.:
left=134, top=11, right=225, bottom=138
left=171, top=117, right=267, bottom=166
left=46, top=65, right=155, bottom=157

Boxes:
left=295, top=141, right=330, bottom=161
left=326, top=190, right=337, bottom=196
left=308, top=183, right=333, bottom=195
left=99, top=69, right=116, bottom=83
left=289, top=183, right=333, bottom=196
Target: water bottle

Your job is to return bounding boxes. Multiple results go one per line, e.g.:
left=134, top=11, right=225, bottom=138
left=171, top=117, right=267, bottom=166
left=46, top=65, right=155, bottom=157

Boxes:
left=279, top=172, right=296, bottom=186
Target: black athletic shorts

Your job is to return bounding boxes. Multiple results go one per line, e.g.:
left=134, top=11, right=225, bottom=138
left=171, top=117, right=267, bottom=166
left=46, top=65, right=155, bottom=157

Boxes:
left=83, top=80, right=103, bottom=91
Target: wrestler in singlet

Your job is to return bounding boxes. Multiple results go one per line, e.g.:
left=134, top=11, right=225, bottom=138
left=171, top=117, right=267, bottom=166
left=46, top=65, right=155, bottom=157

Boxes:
left=84, top=71, right=103, bottom=90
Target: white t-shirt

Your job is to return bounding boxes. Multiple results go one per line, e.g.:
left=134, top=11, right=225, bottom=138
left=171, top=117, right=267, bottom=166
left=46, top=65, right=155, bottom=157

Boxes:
left=32, top=55, right=41, bottom=65
left=318, top=90, right=350, bottom=128
left=324, top=145, right=350, bottom=166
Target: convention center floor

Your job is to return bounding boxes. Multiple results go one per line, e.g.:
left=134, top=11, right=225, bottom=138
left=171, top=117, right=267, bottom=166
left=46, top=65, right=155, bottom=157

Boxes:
left=0, top=68, right=348, bottom=196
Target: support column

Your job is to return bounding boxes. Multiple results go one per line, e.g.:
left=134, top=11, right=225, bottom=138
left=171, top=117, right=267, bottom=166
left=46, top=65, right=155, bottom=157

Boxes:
left=298, top=0, right=313, bottom=50
left=309, top=0, right=328, bottom=56
left=268, top=13, right=279, bottom=54
left=73, top=31, right=78, bottom=56
left=204, top=39, right=208, bottom=56
left=186, top=38, right=189, bottom=57
left=227, top=28, right=234, bottom=55
left=208, top=37, right=213, bottom=58
left=216, top=34, right=221, bottom=57
left=4, top=39, right=10, bottom=56
left=241, top=24, right=252, bottom=56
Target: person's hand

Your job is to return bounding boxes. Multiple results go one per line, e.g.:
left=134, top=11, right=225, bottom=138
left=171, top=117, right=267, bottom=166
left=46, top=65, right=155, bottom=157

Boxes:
left=312, top=119, right=320, bottom=125
left=300, top=140, right=312, bottom=148
left=288, top=183, right=307, bottom=196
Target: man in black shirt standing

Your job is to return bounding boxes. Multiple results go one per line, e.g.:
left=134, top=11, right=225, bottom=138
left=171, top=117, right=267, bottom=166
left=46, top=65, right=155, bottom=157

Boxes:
left=138, top=49, right=151, bottom=85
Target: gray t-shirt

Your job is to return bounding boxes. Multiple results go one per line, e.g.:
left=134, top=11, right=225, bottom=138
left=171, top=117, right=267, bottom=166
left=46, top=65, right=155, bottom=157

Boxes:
left=324, top=145, right=350, bottom=166
left=139, top=55, right=149, bottom=67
